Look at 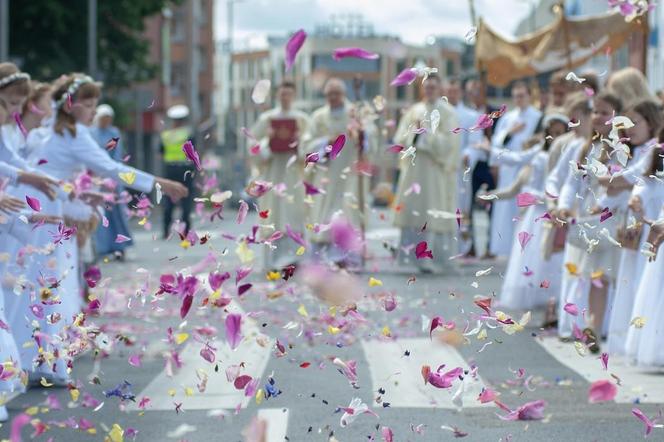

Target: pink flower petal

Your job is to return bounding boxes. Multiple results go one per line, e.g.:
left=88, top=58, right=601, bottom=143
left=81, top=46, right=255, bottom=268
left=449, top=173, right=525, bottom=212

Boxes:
left=516, top=192, right=538, bottom=207
left=115, top=234, right=131, bottom=243
left=329, top=134, right=346, bottom=160
left=236, top=200, right=249, bottom=224
left=225, top=313, right=243, bottom=350
left=332, top=47, right=379, bottom=61
left=285, top=29, right=307, bottom=71
left=25, top=195, right=41, bottom=212
left=518, top=231, right=533, bottom=252
left=13, top=112, right=28, bottom=138
left=632, top=407, right=655, bottom=436
left=564, top=302, right=579, bottom=316
left=330, top=217, right=362, bottom=252
left=415, top=241, right=433, bottom=259
left=180, top=294, right=194, bottom=319
left=390, top=68, right=418, bottom=86
left=588, top=379, right=617, bottom=403
left=600, top=352, right=609, bottom=371
left=182, top=140, right=202, bottom=170
left=128, top=354, right=142, bottom=367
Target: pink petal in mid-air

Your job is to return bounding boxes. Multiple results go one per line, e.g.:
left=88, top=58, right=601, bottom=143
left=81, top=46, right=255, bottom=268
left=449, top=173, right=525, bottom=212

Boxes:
left=285, top=29, right=307, bottom=71
left=390, top=68, right=418, bottom=86
left=516, top=192, right=538, bottom=207
left=26, top=195, right=41, bottom=212
left=329, top=134, right=346, bottom=160
left=332, top=47, right=379, bottom=61
left=415, top=241, right=433, bottom=259
left=225, top=313, right=243, bottom=350
left=588, top=379, right=617, bottom=403
left=115, top=234, right=132, bottom=243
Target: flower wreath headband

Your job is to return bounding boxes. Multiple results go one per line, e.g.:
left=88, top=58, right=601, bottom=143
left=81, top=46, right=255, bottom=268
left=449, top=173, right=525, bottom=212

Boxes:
left=55, top=75, right=96, bottom=109
left=0, top=72, right=31, bottom=89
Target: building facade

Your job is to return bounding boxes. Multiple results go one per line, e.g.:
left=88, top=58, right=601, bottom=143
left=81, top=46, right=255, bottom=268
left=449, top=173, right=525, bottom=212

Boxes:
left=123, top=0, right=215, bottom=176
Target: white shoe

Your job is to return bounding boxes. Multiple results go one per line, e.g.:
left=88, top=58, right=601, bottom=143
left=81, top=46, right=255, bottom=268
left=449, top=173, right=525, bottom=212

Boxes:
left=0, top=405, right=8, bottom=422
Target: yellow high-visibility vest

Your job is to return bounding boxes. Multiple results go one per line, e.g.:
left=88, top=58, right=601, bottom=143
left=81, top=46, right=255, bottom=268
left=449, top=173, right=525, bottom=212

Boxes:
left=161, top=127, right=191, bottom=163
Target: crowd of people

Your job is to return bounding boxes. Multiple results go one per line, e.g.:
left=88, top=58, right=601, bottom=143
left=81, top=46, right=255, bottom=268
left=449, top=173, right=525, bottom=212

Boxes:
left=247, top=67, right=664, bottom=368
left=0, top=63, right=190, bottom=420
left=1, top=55, right=664, bottom=424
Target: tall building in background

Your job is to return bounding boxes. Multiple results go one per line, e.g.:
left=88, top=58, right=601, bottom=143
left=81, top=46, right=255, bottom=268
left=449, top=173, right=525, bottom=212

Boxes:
left=122, top=0, right=215, bottom=176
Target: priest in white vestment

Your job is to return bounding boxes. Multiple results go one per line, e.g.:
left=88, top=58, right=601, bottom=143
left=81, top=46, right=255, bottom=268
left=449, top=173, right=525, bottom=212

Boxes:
left=393, top=74, right=461, bottom=273
left=248, top=81, right=312, bottom=269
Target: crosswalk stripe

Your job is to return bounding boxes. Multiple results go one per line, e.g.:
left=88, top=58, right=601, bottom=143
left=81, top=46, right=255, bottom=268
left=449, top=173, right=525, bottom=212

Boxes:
left=537, top=336, right=664, bottom=403
left=257, top=408, right=290, bottom=442
left=361, top=338, right=488, bottom=409
left=131, top=301, right=271, bottom=411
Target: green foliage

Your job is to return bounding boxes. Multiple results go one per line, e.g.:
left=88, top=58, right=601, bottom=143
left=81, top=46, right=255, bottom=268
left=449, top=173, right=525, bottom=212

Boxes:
left=8, top=0, right=183, bottom=87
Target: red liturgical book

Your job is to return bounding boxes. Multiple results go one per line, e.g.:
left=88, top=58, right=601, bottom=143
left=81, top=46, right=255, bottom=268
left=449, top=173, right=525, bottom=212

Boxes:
left=269, top=118, right=297, bottom=153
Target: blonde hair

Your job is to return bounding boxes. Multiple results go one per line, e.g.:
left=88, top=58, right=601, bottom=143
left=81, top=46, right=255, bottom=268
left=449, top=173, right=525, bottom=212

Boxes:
left=22, top=81, right=52, bottom=115
left=52, top=73, right=102, bottom=136
left=607, top=67, right=656, bottom=109
left=0, top=62, right=31, bottom=96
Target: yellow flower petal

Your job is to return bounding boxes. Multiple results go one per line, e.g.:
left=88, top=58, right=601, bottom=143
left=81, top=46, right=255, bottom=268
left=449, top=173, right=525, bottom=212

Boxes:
left=266, top=271, right=281, bottom=281
left=107, top=423, right=124, bottom=442
left=382, top=326, right=391, bottom=337
left=297, top=304, right=308, bottom=317
left=138, top=217, right=148, bottom=226
left=175, top=333, right=189, bottom=345
left=25, top=406, right=39, bottom=416
left=368, top=277, right=383, bottom=287
left=255, top=388, right=264, bottom=405
left=39, top=377, right=53, bottom=387
left=477, top=329, right=487, bottom=340
left=180, top=240, right=191, bottom=249
left=118, top=171, right=136, bottom=185
left=591, top=270, right=604, bottom=280
left=167, top=388, right=177, bottom=397
left=328, top=325, right=340, bottom=335
left=631, top=316, right=646, bottom=328
left=296, top=246, right=306, bottom=256
left=70, top=388, right=80, bottom=402
left=184, top=387, right=194, bottom=396
left=565, top=262, right=578, bottom=276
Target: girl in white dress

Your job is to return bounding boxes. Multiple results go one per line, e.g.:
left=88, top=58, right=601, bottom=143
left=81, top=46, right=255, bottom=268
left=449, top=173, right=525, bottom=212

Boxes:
left=557, top=95, right=651, bottom=353
left=605, top=100, right=662, bottom=355
left=624, top=132, right=664, bottom=366
left=488, top=113, right=569, bottom=310
left=6, top=73, right=188, bottom=384
left=555, top=92, right=621, bottom=341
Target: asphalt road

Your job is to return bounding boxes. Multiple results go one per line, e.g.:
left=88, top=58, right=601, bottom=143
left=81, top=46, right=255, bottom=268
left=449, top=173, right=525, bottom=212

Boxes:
left=1, top=209, right=662, bottom=442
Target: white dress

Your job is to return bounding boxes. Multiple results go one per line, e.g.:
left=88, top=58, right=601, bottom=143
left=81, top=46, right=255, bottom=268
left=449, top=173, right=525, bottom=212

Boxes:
left=500, top=151, right=561, bottom=310
left=489, top=106, right=542, bottom=256
left=624, top=201, right=664, bottom=368
left=5, top=123, right=154, bottom=376
left=606, top=144, right=659, bottom=355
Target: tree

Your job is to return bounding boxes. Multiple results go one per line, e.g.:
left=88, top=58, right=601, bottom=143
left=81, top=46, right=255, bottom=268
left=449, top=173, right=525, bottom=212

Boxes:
left=8, top=0, right=182, bottom=87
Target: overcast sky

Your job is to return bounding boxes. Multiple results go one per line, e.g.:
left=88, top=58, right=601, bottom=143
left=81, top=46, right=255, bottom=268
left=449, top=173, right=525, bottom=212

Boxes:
left=214, top=0, right=539, bottom=49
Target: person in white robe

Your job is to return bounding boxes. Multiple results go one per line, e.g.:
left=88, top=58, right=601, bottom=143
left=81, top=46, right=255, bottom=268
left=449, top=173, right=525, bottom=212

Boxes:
left=445, top=78, right=483, bottom=255
left=248, top=80, right=312, bottom=269
left=306, top=78, right=378, bottom=266
left=489, top=82, right=542, bottom=257
left=393, top=74, right=460, bottom=273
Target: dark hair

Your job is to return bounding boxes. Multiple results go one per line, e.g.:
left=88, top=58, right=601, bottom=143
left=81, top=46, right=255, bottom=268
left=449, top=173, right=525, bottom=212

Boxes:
left=52, top=73, right=102, bottom=136
left=279, top=80, right=296, bottom=91
left=549, top=70, right=568, bottom=87
left=626, top=100, right=662, bottom=142
left=595, top=91, right=623, bottom=113
left=446, top=76, right=461, bottom=87
left=580, top=72, right=600, bottom=94
left=647, top=127, right=664, bottom=176
left=512, top=80, right=531, bottom=95
left=0, top=62, right=30, bottom=96
left=424, top=73, right=441, bottom=83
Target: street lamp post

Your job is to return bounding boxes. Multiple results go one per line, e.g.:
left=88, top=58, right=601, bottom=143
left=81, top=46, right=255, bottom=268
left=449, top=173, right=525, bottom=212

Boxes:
left=0, top=0, right=9, bottom=61
left=88, top=0, right=98, bottom=78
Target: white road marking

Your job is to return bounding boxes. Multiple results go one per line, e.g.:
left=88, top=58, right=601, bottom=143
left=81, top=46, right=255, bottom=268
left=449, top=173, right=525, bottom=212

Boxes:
left=131, top=301, right=271, bottom=411
left=361, top=337, right=489, bottom=409
left=257, top=408, right=290, bottom=442
left=537, top=336, right=664, bottom=403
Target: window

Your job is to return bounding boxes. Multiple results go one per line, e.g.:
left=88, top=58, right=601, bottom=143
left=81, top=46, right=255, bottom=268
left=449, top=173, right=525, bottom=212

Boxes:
left=171, top=62, right=187, bottom=96
left=198, top=46, right=207, bottom=72
left=312, top=55, right=380, bottom=73
left=171, top=7, right=186, bottom=43
left=446, top=59, right=455, bottom=76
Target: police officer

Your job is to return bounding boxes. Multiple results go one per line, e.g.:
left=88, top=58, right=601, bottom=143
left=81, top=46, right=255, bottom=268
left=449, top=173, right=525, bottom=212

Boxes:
left=161, top=104, right=195, bottom=239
